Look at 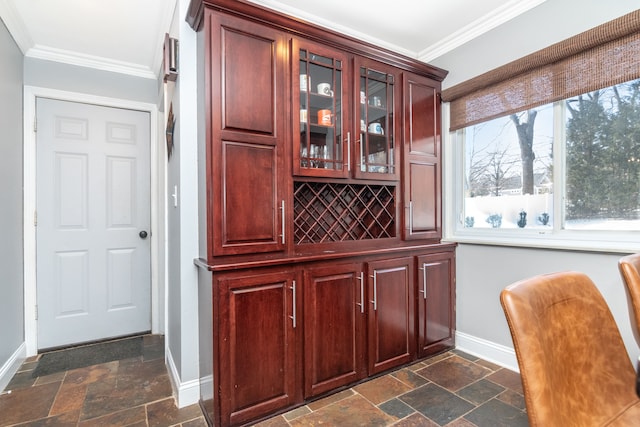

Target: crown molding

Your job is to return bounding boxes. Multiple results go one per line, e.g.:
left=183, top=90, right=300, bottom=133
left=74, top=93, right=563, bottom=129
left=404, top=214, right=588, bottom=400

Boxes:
left=26, top=45, right=157, bottom=80
left=244, top=0, right=417, bottom=59
left=418, top=0, right=547, bottom=62
left=0, top=0, right=34, bottom=54
left=1, top=0, right=173, bottom=80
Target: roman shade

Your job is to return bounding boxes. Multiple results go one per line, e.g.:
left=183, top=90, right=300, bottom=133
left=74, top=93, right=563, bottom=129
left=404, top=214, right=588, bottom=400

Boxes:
left=443, top=10, right=640, bottom=131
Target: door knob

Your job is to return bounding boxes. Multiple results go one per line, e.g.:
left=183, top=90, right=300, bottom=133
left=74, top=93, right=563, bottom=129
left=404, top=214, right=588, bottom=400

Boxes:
left=139, top=230, right=148, bottom=239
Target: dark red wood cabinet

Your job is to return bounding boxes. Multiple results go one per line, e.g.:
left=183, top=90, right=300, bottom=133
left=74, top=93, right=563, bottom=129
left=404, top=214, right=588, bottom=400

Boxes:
left=206, top=11, right=286, bottom=257
left=417, top=252, right=456, bottom=357
left=303, top=262, right=366, bottom=397
left=217, top=270, right=300, bottom=426
left=403, top=72, right=442, bottom=241
left=188, top=1, right=454, bottom=426
left=367, top=257, right=415, bottom=375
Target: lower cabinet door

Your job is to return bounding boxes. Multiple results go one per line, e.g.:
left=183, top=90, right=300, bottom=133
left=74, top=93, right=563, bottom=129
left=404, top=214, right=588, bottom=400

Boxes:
left=367, top=257, right=415, bottom=375
left=417, top=252, right=455, bottom=357
left=217, top=270, right=300, bottom=426
left=303, top=262, right=366, bottom=397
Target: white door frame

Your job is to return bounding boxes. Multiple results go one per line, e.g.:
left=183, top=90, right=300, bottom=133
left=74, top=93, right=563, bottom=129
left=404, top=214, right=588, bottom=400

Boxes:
left=23, top=86, right=163, bottom=356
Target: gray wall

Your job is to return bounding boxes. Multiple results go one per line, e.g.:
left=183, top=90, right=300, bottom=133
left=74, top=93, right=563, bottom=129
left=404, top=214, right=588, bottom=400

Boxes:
left=163, top=0, right=201, bottom=405
left=431, top=0, right=638, bottom=90
left=24, top=58, right=158, bottom=105
left=0, top=18, right=25, bottom=369
left=431, top=0, right=640, bottom=367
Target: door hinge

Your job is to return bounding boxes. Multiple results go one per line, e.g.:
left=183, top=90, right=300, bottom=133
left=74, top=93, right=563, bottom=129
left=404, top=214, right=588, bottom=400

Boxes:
left=33, top=117, right=37, bottom=133
left=34, top=210, right=37, bottom=227
left=35, top=305, right=38, bottom=320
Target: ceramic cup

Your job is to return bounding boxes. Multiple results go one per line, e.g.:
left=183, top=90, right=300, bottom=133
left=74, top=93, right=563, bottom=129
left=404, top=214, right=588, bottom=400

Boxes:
left=318, top=109, right=332, bottom=126
left=317, top=83, right=332, bottom=96
left=300, top=109, right=308, bottom=122
left=368, top=123, right=383, bottom=134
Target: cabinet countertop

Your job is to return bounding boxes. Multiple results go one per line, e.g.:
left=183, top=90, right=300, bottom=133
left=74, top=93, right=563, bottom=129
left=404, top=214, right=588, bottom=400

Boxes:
left=194, top=241, right=457, bottom=272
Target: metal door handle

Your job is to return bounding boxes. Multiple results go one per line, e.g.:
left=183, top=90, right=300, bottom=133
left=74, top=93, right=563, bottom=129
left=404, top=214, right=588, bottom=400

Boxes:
left=356, top=272, right=364, bottom=313
left=370, top=272, right=377, bottom=311
left=289, top=280, right=297, bottom=328
left=139, top=230, right=148, bottom=239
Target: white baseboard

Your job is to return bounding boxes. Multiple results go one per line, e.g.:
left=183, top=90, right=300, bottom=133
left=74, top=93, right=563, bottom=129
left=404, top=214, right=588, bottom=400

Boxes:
left=455, top=331, right=519, bottom=372
left=166, top=347, right=200, bottom=408
left=0, top=343, right=27, bottom=393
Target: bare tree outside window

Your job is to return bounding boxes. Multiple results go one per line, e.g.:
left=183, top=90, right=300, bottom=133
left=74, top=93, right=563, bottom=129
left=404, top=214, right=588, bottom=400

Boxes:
left=462, top=104, right=553, bottom=229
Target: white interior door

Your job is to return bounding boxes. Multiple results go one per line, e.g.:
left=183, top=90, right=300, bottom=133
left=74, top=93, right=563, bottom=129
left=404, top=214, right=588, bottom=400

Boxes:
left=36, top=97, right=151, bottom=350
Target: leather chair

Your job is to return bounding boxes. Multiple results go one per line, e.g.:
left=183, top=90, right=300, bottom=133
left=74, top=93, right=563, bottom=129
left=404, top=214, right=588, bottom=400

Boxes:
left=500, top=271, right=640, bottom=426
left=619, top=253, right=640, bottom=339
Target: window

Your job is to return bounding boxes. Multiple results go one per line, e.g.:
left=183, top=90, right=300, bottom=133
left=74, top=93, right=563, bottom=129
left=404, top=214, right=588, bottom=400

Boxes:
left=461, top=103, right=553, bottom=230
left=443, top=10, right=640, bottom=250
left=450, top=78, right=640, bottom=248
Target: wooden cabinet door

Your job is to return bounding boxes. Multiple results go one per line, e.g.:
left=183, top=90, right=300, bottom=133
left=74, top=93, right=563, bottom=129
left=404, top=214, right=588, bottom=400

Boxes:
left=417, top=252, right=455, bottom=357
left=206, top=11, right=287, bottom=257
left=303, top=262, right=366, bottom=397
left=402, top=72, right=442, bottom=241
left=367, top=257, right=415, bottom=375
left=293, top=38, right=351, bottom=178
left=354, top=57, right=401, bottom=181
left=217, top=270, right=300, bottom=426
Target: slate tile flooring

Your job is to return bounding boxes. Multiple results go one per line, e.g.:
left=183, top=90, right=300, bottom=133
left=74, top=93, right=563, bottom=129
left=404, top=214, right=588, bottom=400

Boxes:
left=0, top=335, right=206, bottom=426
left=0, top=336, right=528, bottom=426
left=258, top=350, right=528, bottom=427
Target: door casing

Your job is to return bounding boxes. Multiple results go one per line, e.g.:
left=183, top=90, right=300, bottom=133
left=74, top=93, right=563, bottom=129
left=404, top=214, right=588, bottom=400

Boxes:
left=23, top=86, right=164, bottom=356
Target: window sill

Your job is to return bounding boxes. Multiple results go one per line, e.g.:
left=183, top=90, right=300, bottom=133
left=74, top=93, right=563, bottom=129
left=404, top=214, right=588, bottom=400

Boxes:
left=442, top=232, right=640, bottom=254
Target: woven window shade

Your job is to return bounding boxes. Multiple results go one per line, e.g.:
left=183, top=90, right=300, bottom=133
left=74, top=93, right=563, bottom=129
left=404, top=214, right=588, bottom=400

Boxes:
left=443, top=10, right=640, bottom=131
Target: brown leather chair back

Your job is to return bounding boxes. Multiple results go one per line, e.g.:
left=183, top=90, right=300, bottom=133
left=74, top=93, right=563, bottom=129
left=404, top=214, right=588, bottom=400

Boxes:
left=500, top=271, right=639, bottom=426
left=619, top=253, right=640, bottom=337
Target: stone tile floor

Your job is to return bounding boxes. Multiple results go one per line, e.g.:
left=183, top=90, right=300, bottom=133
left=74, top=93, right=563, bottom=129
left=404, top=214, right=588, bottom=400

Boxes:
left=0, top=335, right=528, bottom=426
left=255, top=350, right=528, bottom=427
left=0, top=335, right=206, bottom=426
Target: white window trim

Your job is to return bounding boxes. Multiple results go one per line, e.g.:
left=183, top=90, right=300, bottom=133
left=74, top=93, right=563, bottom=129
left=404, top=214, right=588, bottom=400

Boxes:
left=442, top=102, right=640, bottom=254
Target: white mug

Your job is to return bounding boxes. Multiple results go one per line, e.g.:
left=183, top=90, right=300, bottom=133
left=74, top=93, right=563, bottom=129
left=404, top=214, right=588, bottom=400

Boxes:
left=317, top=83, right=332, bottom=96
left=368, top=123, right=384, bottom=134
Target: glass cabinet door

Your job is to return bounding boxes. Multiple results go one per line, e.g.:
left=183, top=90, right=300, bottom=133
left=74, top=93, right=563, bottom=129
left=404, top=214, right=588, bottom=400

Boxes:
left=293, top=40, right=350, bottom=178
left=355, top=59, right=399, bottom=181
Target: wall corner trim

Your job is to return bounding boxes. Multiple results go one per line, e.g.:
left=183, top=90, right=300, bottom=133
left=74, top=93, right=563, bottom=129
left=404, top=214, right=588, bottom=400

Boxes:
left=0, top=343, right=27, bottom=393
left=165, top=347, right=200, bottom=408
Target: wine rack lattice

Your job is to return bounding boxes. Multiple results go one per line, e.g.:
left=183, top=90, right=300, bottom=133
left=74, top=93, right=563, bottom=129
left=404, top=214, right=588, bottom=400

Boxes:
left=294, top=181, right=396, bottom=244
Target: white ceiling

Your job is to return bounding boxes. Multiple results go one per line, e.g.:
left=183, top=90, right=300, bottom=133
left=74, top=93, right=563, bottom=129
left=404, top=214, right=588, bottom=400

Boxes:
left=0, top=0, right=545, bottom=80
